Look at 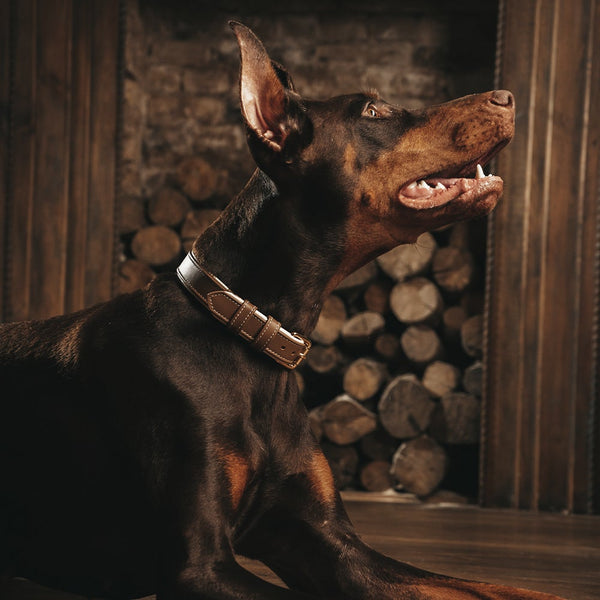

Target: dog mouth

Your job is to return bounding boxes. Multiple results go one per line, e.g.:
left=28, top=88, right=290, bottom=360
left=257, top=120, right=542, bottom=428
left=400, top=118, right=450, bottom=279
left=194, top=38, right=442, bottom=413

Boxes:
left=397, top=161, right=503, bottom=211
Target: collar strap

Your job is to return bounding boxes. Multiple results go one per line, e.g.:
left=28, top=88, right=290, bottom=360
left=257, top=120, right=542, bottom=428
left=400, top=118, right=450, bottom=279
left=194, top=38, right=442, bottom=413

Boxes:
left=176, top=252, right=311, bottom=369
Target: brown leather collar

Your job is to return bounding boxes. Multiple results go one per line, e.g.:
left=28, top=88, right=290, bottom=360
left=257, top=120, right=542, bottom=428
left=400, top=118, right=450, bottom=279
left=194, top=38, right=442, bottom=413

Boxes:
left=176, top=252, right=311, bottom=369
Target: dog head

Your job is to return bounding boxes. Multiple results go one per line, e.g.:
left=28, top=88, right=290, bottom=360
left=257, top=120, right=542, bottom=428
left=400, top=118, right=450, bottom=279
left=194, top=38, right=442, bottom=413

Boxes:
left=230, top=21, right=514, bottom=251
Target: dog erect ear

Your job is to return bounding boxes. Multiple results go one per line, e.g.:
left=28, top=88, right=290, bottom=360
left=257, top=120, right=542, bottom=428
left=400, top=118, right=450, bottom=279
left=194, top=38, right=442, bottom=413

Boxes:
left=230, top=21, right=301, bottom=152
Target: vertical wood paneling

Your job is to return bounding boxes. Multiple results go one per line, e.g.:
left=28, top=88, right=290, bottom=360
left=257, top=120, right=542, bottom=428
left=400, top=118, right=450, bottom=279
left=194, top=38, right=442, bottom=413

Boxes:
left=582, top=0, right=600, bottom=516
left=0, top=0, right=10, bottom=320
left=8, top=0, right=36, bottom=322
left=65, top=0, right=93, bottom=314
left=1, top=0, right=121, bottom=322
left=483, top=0, right=600, bottom=513
left=85, top=0, right=120, bottom=309
left=30, top=0, right=72, bottom=318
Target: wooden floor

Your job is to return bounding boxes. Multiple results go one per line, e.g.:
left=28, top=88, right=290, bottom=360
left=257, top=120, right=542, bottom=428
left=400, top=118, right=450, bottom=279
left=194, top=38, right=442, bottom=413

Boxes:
left=5, top=495, right=600, bottom=600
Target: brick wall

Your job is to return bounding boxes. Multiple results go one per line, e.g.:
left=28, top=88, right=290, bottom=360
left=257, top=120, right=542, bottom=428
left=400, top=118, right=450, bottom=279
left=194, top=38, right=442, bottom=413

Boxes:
left=121, top=0, right=498, bottom=211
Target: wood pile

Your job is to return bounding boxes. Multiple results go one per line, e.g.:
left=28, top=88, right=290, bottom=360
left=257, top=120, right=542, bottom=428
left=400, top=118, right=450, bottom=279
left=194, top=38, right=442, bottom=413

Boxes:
left=303, top=224, right=488, bottom=500
left=118, top=158, right=487, bottom=501
left=117, top=156, right=223, bottom=293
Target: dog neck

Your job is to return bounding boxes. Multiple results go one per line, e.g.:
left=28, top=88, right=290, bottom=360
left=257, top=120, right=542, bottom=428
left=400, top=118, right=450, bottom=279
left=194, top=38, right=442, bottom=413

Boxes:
left=190, top=169, right=348, bottom=335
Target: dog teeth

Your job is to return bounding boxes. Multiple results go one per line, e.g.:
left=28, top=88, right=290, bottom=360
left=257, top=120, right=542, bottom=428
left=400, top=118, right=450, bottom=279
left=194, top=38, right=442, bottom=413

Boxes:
left=417, top=180, right=432, bottom=189
left=476, top=164, right=485, bottom=179
left=407, top=182, right=418, bottom=190
left=435, top=182, right=446, bottom=190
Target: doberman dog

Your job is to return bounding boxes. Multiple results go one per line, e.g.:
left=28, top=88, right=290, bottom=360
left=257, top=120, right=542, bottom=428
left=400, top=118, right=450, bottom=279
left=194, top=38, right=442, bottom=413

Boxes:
left=0, top=22, right=563, bottom=600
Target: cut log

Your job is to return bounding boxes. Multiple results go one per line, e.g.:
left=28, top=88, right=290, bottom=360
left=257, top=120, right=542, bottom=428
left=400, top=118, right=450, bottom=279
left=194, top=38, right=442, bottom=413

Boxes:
left=461, top=314, right=483, bottom=358
left=442, top=305, right=467, bottom=341
left=336, top=261, right=377, bottom=291
left=360, top=461, right=394, bottom=492
left=321, top=442, right=359, bottom=490
left=363, top=280, right=391, bottom=314
left=311, top=295, right=347, bottom=345
left=360, top=429, right=398, bottom=461
left=118, top=259, right=155, bottom=294
left=131, top=225, right=181, bottom=267
left=376, top=232, right=437, bottom=281
left=342, top=358, right=387, bottom=401
left=430, top=392, right=480, bottom=444
left=181, top=208, right=222, bottom=251
left=305, top=345, right=343, bottom=375
left=390, top=277, right=443, bottom=325
left=432, top=246, right=474, bottom=293
left=422, top=360, right=460, bottom=398
left=175, top=156, right=217, bottom=201
left=400, top=325, right=443, bottom=366
left=148, top=187, right=190, bottom=227
left=378, top=375, right=435, bottom=439
left=119, top=196, right=147, bottom=235
left=321, top=394, right=377, bottom=445
left=340, top=311, right=385, bottom=345
left=463, top=361, right=483, bottom=397
left=374, top=332, right=401, bottom=361
left=390, top=435, right=448, bottom=497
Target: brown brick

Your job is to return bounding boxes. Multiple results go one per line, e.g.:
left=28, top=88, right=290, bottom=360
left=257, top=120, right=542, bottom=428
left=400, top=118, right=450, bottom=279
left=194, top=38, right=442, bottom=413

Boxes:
left=121, top=163, right=142, bottom=197
left=319, top=18, right=367, bottom=42
left=147, top=65, right=181, bottom=94
left=184, top=97, right=225, bottom=125
left=276, top=16, right=320, bottom=41
left=148, top=40, right=212, bottom=67
left=395, top=71, right=447, bottom=100
left=147, top=96, right=181, bottom=125
left=183, top=68, right=231, bottom=95
left=192, top=125, right=246, bottom=153
left=121, top=133, right=141, bottom=164
left=315, top=40, right=412, bottom=66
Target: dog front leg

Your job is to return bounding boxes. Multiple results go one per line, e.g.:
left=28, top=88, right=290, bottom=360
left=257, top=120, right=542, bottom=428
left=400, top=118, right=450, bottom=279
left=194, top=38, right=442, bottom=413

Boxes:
left=236, top=449, right=565, bottom=600
left=157, top=555, right=319, bottom=600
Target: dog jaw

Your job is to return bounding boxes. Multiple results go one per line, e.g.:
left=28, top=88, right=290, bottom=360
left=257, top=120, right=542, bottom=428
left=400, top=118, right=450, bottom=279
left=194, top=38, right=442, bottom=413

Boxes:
left=398, top=169, right=503, bottom=212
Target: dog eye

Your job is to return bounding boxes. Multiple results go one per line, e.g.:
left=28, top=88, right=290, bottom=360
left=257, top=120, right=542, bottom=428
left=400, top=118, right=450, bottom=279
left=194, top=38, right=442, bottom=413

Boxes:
left=364, top=104, right=379, bottom=118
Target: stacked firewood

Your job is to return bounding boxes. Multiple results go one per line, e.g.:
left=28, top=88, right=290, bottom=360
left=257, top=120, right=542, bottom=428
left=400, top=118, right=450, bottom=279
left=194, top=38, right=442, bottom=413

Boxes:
left=302, top=226, right=487, bottom=501
left=119, top=157, right=486, bottom=501
left=118, top=157, right=225, bottom=293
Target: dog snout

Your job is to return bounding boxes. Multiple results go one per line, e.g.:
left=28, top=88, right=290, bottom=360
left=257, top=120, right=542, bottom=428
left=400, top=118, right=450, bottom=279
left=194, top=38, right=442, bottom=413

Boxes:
left=489, top=89, right=514, bottom=108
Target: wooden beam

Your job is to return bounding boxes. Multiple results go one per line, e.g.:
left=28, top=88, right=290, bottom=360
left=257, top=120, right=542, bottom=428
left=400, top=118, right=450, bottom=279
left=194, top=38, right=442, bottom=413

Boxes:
left=483, top=0, right=600, bottom=513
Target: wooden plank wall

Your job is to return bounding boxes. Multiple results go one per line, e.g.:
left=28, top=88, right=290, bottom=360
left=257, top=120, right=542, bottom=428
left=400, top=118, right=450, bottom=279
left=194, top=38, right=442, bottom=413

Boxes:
left=0, top=0, right=121, bottom=322
left=483, top=0, right=600, bottom=513
left=0, top=0, right=11, bottom=320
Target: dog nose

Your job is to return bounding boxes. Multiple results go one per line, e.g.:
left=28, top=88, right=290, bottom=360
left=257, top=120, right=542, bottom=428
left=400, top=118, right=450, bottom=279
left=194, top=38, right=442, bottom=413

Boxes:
left=490, top=90, right=514, bottom=108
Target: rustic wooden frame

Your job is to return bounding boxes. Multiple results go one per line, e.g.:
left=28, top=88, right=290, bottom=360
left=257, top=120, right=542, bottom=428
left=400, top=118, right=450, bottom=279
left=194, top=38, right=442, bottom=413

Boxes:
left=482, top=0, right=600, bottom=513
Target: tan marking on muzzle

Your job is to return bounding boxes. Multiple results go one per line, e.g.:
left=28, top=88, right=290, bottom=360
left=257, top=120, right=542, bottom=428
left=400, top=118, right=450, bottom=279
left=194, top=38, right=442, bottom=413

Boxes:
left=358, top=93, right=514, bottom=201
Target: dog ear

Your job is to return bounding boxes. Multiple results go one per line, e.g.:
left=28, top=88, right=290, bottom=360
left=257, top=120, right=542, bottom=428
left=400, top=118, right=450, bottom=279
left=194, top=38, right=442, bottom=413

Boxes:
left=270, top=59, right=296, bottom=93
left=230, top=21, right=301, bottom=152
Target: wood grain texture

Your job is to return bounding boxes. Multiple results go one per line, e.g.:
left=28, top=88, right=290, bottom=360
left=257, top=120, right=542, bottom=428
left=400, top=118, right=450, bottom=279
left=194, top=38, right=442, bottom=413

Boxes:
left=4, top=500, right=599, bottom=600
left=0, top=0, right=121, bottom=322
left=483, top=0, right=599, bottom=513
left=0, top=0, right=10, bottom=319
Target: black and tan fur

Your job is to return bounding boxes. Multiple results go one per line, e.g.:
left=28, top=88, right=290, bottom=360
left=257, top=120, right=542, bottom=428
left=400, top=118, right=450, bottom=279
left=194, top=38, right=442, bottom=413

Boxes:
left=0, top=22, right=563, bottom=600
